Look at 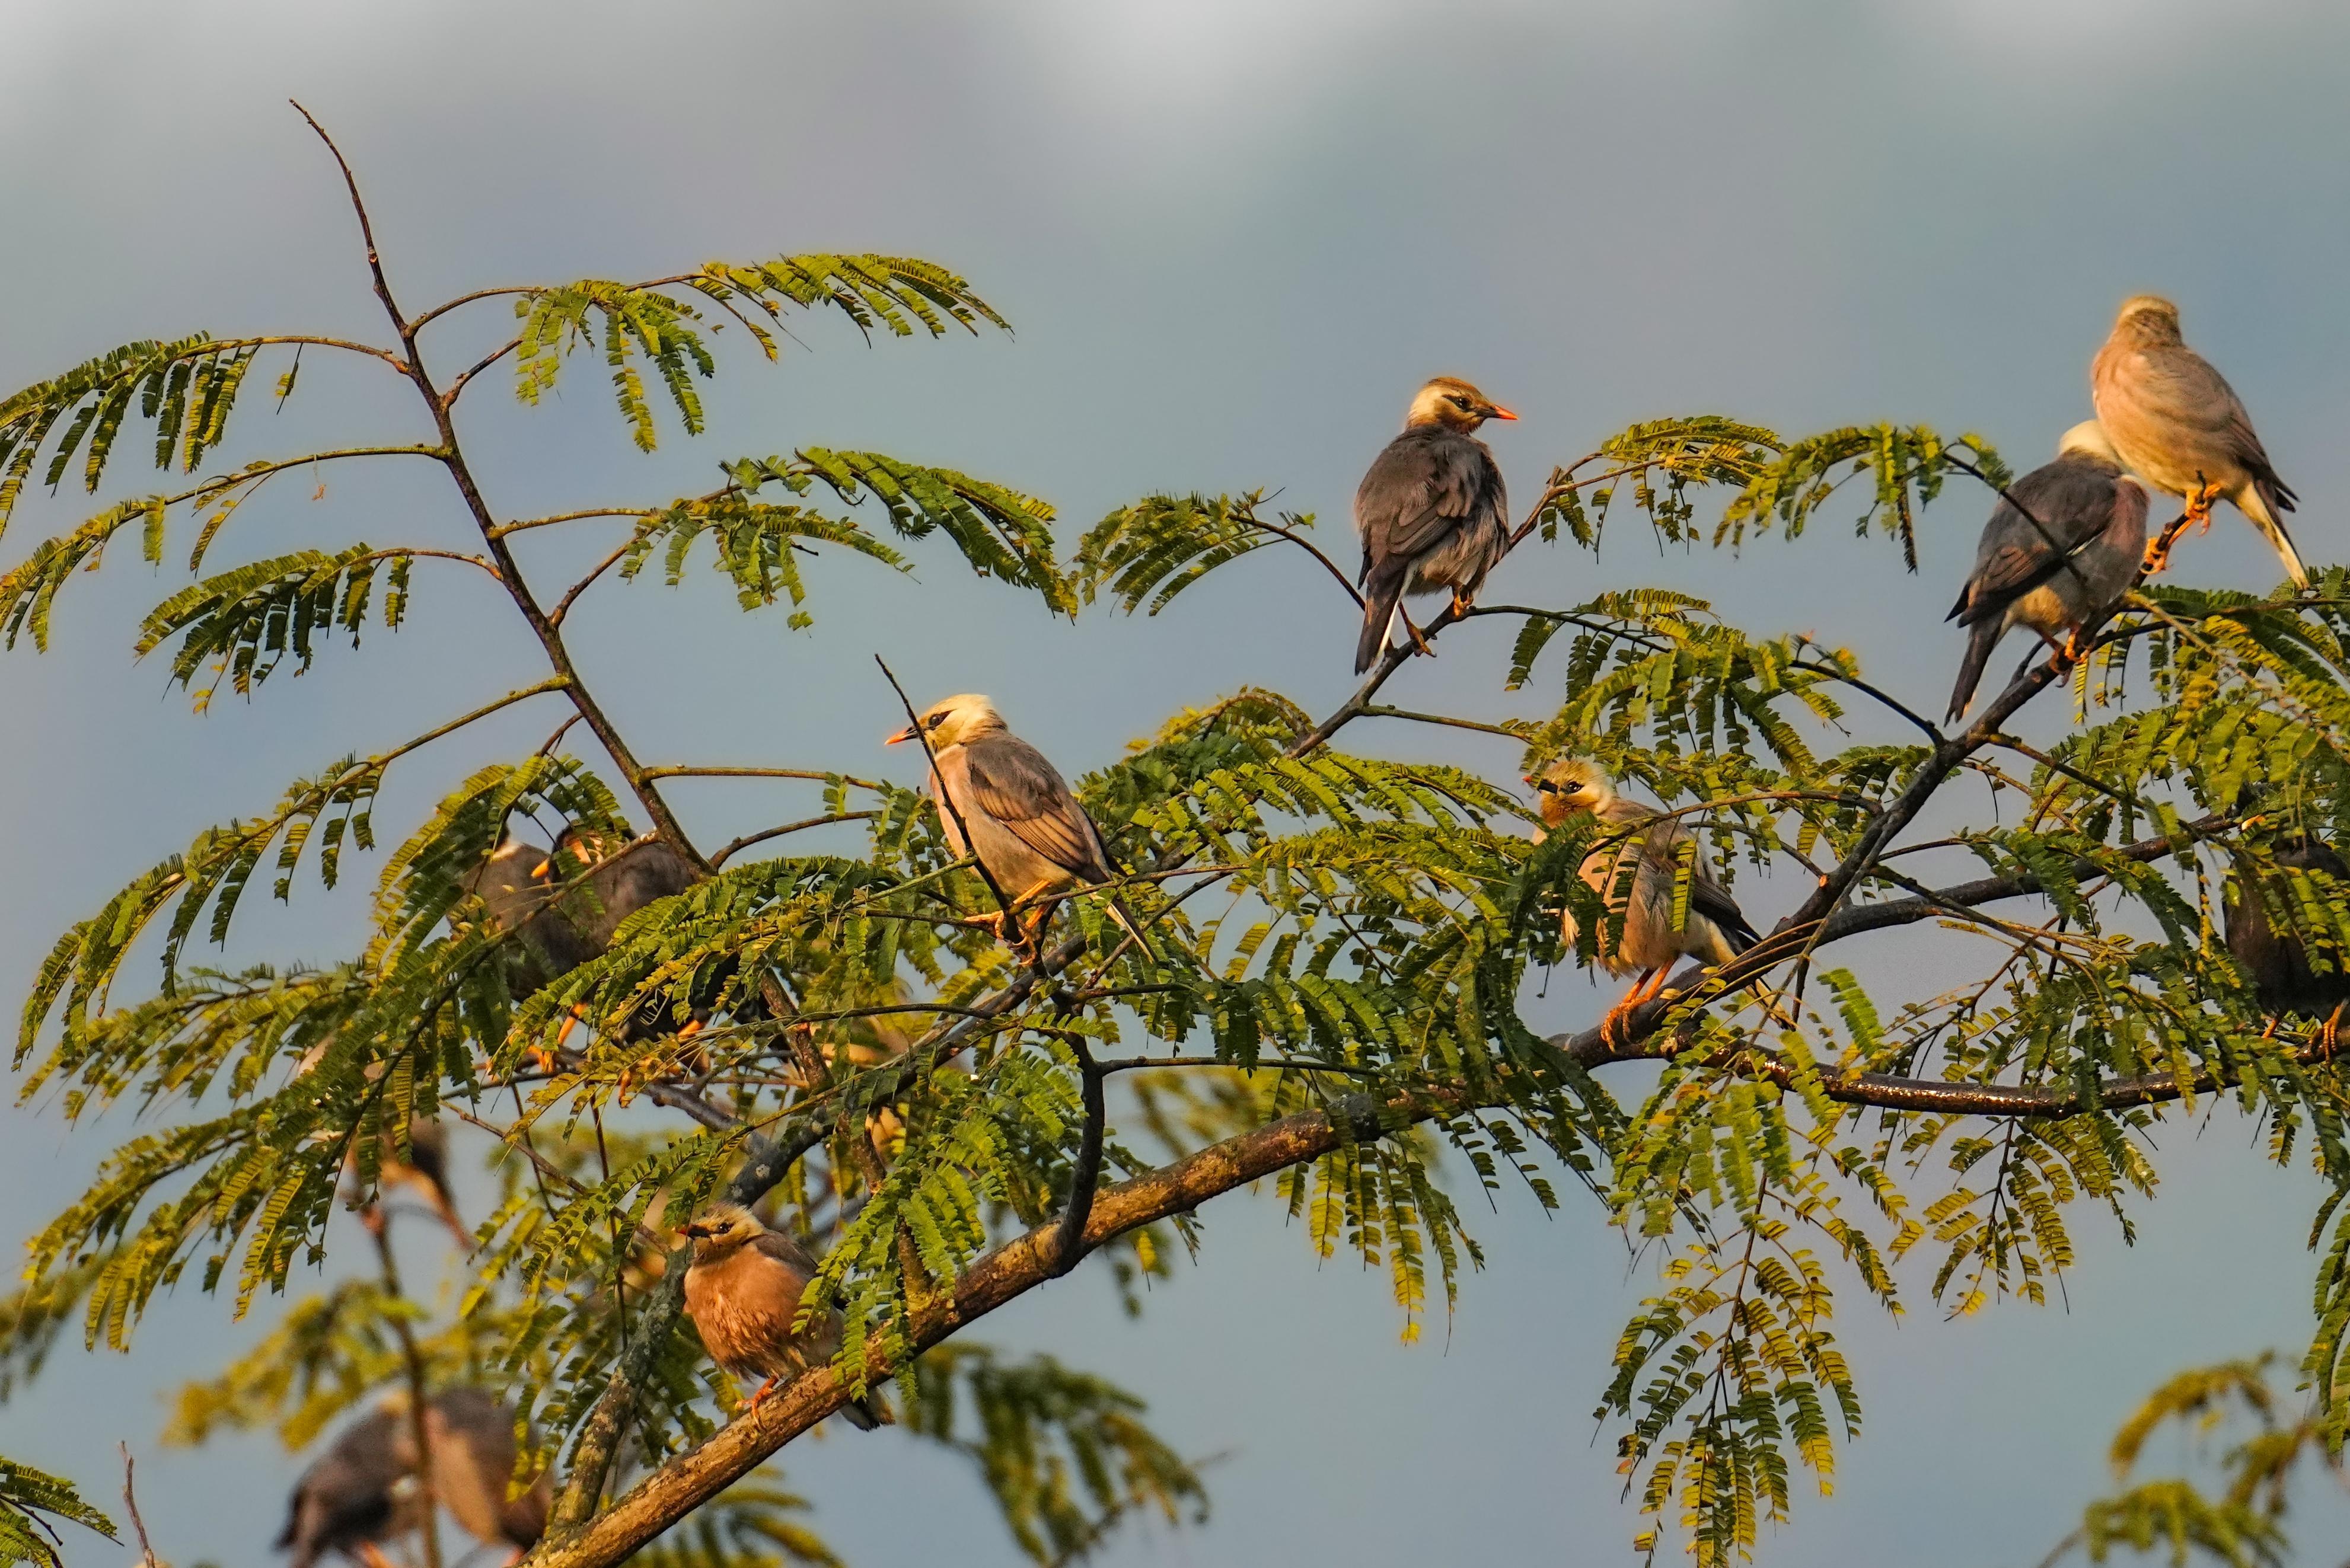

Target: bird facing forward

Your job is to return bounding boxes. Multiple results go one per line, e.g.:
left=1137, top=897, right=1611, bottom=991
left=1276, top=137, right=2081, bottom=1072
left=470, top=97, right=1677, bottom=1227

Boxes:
left=1531, top=759, right=1761, bottom=1040
left=887, top=694, right=1145, bottom=950
left=1353, top=376, right=1515, bottom=674
left=1945, top=420, right=2150, bottom=724
left=680, top=1202, right=886, bottom=1429
left=2091, top=295, right=2304, bottom=585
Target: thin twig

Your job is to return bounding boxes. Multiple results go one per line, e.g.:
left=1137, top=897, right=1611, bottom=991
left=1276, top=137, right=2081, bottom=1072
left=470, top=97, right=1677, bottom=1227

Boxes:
left=117, top=1446, right=158, bottom=1568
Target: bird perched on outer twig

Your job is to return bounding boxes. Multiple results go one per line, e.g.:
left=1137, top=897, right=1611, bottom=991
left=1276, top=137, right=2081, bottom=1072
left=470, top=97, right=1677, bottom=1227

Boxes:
left=680, top=1202, right=887, bottom=1429
left=887, top=694, right=1147, bottom=951
left=368, top=1116, right=470, bottom=1253
left=1530, top=759, right=1761, bottom=1043
left=2226, top=822, right=2350, bottom=1049
left=278, top=1405, right=413, bottom=1568
left=2091, top=294, right=2304, bottom=585
left=1946, top=420, right=2150, bottom=724
left=1353, top=376, right=1515, bottom=674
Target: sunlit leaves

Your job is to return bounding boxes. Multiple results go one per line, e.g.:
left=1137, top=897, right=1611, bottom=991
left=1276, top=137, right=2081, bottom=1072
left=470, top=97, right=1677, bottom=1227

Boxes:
left=0, top=1458, right=115, bottom=1568
left=136, top=544, right=420, bottom=706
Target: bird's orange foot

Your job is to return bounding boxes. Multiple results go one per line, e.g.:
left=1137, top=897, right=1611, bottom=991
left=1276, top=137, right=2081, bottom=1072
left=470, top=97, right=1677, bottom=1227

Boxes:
left=2186, top=479, right=2219, bottom=534
left=1400, top=611, right=1436, bottom=659
left=1600, top=997, right=1641, bottom=1052
left=745, top=1375, right=780, bottom=1415
left=2323, top=1002, right=2346, bottom=1058
left=1450, top=589, right=1473, bottom=618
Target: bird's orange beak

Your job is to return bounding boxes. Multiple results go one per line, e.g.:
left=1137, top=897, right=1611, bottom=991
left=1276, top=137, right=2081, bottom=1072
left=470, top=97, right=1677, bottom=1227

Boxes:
left=1486, top=404, right=1518, bottom=422
left=884, top=724, right=917, bottom=746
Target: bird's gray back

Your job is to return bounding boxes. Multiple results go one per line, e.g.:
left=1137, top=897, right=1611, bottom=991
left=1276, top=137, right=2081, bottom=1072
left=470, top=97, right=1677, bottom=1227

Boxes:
left=1354, top=426, right=1507, bottom=575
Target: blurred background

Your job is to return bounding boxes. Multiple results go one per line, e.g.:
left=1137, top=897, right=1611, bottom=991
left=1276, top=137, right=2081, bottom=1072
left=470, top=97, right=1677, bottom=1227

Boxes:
left=5, top=1, right=2349, bottom=1563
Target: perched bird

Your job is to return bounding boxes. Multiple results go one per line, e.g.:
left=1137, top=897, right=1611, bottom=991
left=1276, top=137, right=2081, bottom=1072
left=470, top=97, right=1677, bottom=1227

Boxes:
left=419, top=1387, right=550, bottom=1566
left=886, top=694, right=1144, bottom=949
left=1353, top=376, right=1516, bottom=674
left=1945, top=421, right=2151, bottom=724
left=2226, top=828, right=2350, bottom=1038
left=371, top=1116, right=470, bottom=1252
left=278, top=1390, right=548, bottom=1568
left=2091, top=294, right=2304, bottom=585
left=1530, top=759, right=1761, bottom=1038
left=680, top=1202, right=886, bottom=1429
left=467, top=826, right=713, bottom=1056
left=278, top=1406, right=412, bottom=1568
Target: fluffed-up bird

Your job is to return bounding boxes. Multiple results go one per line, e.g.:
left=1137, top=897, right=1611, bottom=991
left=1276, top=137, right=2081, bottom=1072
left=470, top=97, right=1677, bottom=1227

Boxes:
left=1945, top=420, right=2150, bottom=724
left=680, top=1202, right=887, bottom=1429
left=886, top=694, right=1146, bottom=950
left=277, top=1388, right=546, bottom=1568
left=1531, top=759, right=1760, bottom=1039
left=2226, top=826, right=2350, bottom=1041
left=1353, top=376, right=1515, bottom=674
left=2091, top=294, right=2304, bottom=585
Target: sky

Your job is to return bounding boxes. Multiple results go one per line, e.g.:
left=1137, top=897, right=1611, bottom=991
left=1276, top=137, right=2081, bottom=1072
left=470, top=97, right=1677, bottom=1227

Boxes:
left=6, top=1, right=2350, bottom=1564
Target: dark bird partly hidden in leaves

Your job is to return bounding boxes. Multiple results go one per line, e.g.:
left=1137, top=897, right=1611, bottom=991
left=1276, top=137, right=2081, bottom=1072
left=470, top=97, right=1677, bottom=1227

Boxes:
left=2092, top=293, right=2304, bottom=585
left=278, top=1388, right=548, bottom=1568
left=680, top=1202, right=888, bottom=1429
left=2226, top=822, right=2350, bottom=1041
left=1353, top=376, right=1515, bottom=674
left=887, top=694, right=1148, bottom=950
left=1945, top=420, right=2151, bottom=724
left=466, top=823, right=709, bottom=1056
left=1532, top=758, right=1760, bottom=1041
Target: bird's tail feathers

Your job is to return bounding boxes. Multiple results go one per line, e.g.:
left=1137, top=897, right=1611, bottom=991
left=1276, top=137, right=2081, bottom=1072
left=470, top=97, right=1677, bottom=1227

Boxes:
left=2244, top=481, right=2310, bottom=587
left=1947, top=618, right=2001, bottom=726
left=841, top=1393, right=889, bottom=1431
left=1355, top=574, right=1407, bottom=675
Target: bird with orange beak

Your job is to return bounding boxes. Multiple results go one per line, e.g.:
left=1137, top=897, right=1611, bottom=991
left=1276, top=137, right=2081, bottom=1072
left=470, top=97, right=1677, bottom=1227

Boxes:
left=680, top=1202, right=887, bottom=1429
left=1353, top=376, right=1516, bottom=674
left=887, top=693, right=1147, bottom=951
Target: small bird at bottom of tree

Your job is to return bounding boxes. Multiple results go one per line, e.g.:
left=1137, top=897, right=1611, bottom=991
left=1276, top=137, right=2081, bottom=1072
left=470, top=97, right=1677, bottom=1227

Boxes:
left=680, top=1202, right=887, bottom=1429
left=1353, top=376, right=1515, bottom=675
left=1531, top=758, right=1761, bottom=1043
left=1945, top=420, right=2150, bottom=724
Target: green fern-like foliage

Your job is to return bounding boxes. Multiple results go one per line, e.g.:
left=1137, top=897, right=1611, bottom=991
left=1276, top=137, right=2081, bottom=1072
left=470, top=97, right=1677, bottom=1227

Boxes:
left=14, top=123, right=2350, bottom=1568
left=0, top=1459, right=114, bottom=1568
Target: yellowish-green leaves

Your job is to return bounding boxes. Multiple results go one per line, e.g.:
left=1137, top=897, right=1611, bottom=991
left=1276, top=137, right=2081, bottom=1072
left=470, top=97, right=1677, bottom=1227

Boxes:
left=0, top=1458, right=116, bottom=1568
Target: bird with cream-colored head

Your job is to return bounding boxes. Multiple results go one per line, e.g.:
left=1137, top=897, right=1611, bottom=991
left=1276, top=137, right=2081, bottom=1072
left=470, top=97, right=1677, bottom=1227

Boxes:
left=2057, top=420, right=2125, bottom=465
left=2110, top=294, right=2183, bottom=346
left=886, top=693, right=1007, bottom=751
left=1529, top=757, right=1619, bottom=830
left=1404, top=376, right=1518, bottom=433
left=680, top=1200, right=766, bottom=1257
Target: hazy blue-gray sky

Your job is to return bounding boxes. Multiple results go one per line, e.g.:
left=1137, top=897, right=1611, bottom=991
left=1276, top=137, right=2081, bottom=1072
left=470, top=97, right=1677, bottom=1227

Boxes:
left=7, top=2, right=2350, bottom=1564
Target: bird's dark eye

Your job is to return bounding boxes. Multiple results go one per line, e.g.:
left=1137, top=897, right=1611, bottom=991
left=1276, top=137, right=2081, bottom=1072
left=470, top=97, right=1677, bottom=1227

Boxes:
left=1449, top=395, right=1471, bottom=410
left=926, top=713, right=948, bottom=730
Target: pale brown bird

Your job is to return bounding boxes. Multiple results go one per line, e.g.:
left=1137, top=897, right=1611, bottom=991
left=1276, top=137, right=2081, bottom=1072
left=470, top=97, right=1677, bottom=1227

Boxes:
left=1353, top=376, right=1516, bottom=673
left=2091, top=294, right=2304, bottom=585
left=680, top=1202, right=886, bottom=1429
left=419, top=1387, right=550, bottom=1565
left=1946, top=421, right=2150, bottom=723
left=1531, top=759, right=1760, bottom=1039
left=371, top=1116, right=470, bottom=1252
left=886, top=694, right=1146, bottom=950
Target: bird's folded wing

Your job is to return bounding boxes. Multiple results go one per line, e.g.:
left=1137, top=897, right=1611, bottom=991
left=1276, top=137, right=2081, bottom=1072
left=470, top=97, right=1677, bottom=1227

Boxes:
left=1688, top=870, right=1759, bottom=946
left=963, top=736, right=1103, bottom=876
left=2132, top=350, right=2260, bottom=446
left=1359, top=438, right=1485, bottom=561
left=750, top=1228, right=823, bottom=1280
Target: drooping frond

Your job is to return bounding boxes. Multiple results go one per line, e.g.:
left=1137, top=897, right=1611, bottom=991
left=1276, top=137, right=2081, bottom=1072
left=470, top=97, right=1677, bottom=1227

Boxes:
left=135, top=544, right=420, bottom=707
left=0, top=1458, right=115, bottom=1568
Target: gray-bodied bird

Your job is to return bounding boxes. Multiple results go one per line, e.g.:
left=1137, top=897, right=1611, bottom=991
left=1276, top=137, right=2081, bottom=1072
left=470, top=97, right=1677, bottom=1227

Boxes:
left=278, top=1406, right=413, bottom=1568
left=2091, top=294, right=2304, bottom=585
left=2227, top=828, right=2350, bottom=1039
left=680, top=1202, right=886, bottom=1429
left=1946, top=420, right=2151, bottom=724
left=1531, top=759, right=1760, bottom=1039
left=1353, top=376, right=1515, bottom=674
left=886, top=694, right=1146, bottom=950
